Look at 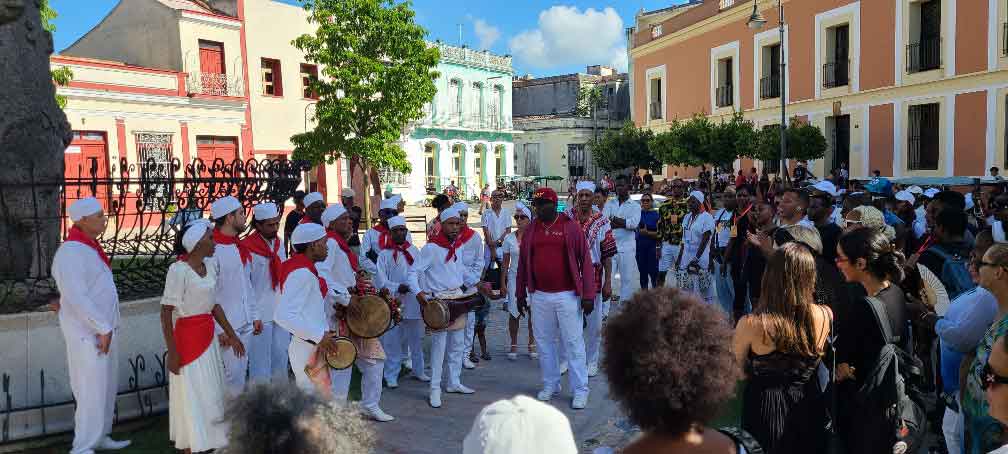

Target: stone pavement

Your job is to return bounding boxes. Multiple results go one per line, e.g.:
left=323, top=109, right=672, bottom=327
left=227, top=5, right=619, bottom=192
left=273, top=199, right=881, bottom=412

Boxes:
left=372, top=307, right=634, bottom=454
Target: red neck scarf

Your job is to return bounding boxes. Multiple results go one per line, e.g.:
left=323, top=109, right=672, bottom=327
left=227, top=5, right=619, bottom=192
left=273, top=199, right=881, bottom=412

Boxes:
left=66, top=226, right=110, bottom=269
left=279, top=253, right=327, bottom=298
left=213, top=229, right=252, bottom=265
left=429, top=227, right=475, bottom=262
left=240, top=233, right=282, bottom=289
left=389, top=241, right=415, bottom=265
left=327, top=230, right=359, bottom=272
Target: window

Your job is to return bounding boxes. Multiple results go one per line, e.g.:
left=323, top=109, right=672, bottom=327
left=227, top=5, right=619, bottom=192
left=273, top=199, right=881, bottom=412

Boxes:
left=135, top=132, right=173, bottom=207
left=494, top=145, right=504, bottom=178
left=452, top=144, right=463, bottom=177
left=472, top=82, right=484, bottom=127
left=424, top=143, right=437, bottom=190
left=568, top=144, right=587, bottom=177
left=908, top=103, right=940, bottom=170
left=907, top=0, right=942, bottom=73
left=760, top=44, right=781, bottom=99
left=261, top=58, right=283, bottom=96
left=824, top=25, right=850, bottom=88
left=716, top=57, right=734, bottom=108
left=825, top=115, right=851, bottom=172
left=649, top=78, right=663, bottom=120
left=523, top=143, right=541, bottom=176
left=651, top=24, right=663, bottom=39
left=300, top=64, right=318, bottom=99
left=450, top=79, right=463, bottom=118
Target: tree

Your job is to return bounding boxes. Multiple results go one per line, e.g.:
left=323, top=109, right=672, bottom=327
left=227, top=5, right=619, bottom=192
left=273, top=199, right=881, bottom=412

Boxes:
left=650, top=113, right=756, bottom=169
left=574, top=85, right=602, bottom=117
left=588, top=121, right=658, bottom=173
left=292, top=0, right=439, bottom=216
left=708, top=112, right=758, bottom=166
left=755, top=117, right=828, bottom=164
left=41, top=0, right=73, bottom=109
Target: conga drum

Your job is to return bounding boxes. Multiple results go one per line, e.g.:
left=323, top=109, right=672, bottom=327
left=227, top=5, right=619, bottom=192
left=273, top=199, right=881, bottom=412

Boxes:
left=346, top=294, right=393, bottom=339
left=422, top=294, right=484, bottom=330
left=324, top=337, right=358, bottom=370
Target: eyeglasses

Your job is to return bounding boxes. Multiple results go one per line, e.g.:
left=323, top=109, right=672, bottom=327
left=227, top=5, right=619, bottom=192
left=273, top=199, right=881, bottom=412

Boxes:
left=513, top=215, right=528, bottom=221
left=978, top=260, right=1005, bottom=271
left=983, top=362, right=1008, bottom=390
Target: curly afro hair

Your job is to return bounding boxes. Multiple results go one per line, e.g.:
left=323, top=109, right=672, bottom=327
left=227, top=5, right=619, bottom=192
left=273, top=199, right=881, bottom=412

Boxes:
left=602, top=287, right=739, bottom=436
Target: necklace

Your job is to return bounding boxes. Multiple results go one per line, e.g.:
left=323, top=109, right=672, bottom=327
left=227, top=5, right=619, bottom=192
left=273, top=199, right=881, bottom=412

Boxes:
left=543, top=216, right=560, bottom=233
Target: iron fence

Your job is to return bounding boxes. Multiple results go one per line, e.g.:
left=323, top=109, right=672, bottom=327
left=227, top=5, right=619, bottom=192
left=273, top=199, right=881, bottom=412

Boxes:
left=715, top=83, right=733, bottom=108
left=822, top=60, right=849, bottom=88
left=759, top=75, right=781, bottom=99
left=906, top=37, right=942, bottom=73
left=0, top=157, right=307, bottom=311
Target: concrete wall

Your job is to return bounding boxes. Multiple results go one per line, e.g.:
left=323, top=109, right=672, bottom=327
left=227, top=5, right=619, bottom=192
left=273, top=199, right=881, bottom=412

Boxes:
left=513, top=76, right=583, bottom=117
left=512, top=117, right=612, bottom=192
left=61, top=0, right=182, bottom=71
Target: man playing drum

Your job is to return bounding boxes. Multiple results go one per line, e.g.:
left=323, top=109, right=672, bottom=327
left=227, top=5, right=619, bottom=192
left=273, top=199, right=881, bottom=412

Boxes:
left=450, top=202, right=487, bottom=369
left=517, top=188, right=596, bottom=410
left=374, top=216, right=429, bottom=387
left=416, top=207, right=479, bottom=408
left=317, top=204, right=392, bottom=421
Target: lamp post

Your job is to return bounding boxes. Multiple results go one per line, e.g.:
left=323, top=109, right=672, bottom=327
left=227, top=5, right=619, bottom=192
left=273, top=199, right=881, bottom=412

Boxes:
left=747, top=0, right=788, bottom=182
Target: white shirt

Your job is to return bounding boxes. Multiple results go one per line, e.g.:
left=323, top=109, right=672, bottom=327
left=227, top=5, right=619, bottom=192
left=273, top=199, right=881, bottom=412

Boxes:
left=52, top=241, right=120, bottom=337
left=214, top=242, right=257, bottom=331
left=712, top=208, right=733, bottom=248
left=481, top=208, right=512, bottom=258
left=502, top=232, right=520, bottom=278
left=681, top=211, right=716, bottom=270
left=248, top=236, right=287, bottom=323
left=359, top=226, right=413, bottom=275
left=457, top=230, right=485, bottom=288
left=274, top=268, right=328, bottom=344
left=831, top=206, right=844, bottom=227
left=416, top=243, right=465, bottom=296
left=374, top=246, right=422, bottom=319
left=603, top=197, right=642, bottom=250
left=162, top=258, right=218, bottom=321
left=317, top=237, right=357, bottom=315
left=779, top=217, right=815, bottom=229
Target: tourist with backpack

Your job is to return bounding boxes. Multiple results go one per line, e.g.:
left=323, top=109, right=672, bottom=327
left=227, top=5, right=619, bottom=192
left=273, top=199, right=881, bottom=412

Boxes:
left=834, top=227, right=926, bottom=453
left=960, top=243, right=1008, bottom=454
left=918, top=208, right=977, bottom=300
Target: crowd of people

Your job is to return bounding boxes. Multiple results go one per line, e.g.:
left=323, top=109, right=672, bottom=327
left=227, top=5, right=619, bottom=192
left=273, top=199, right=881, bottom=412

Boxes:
left=49, top=161, right=1008, bottom=453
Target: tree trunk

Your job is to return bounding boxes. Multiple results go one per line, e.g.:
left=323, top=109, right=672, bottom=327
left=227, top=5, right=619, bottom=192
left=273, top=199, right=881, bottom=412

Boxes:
left=0, top=1, right=72, bottom=302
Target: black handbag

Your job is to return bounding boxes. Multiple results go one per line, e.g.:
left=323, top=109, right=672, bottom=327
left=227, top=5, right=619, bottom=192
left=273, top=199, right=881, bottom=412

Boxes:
left=483, top=258, right=502, bottom=291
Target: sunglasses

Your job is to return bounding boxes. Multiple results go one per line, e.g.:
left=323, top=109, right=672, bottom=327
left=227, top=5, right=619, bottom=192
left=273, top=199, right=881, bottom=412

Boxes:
left=983, top=362, right=1008, bottom=390
left=978, top=260, right=1005, bottom=270
left=513, top=215, right=529, bottom=220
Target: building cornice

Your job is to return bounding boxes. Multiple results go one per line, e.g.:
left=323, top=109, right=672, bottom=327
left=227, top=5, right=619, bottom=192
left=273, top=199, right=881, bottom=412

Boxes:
left=59, top=86, right=247, bottom=112
left=179, top=10, right=242, bottom=29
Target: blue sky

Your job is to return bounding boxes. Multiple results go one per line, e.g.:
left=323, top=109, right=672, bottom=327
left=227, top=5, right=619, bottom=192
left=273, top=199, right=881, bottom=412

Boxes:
left=50, top=0, right=685, bottom=77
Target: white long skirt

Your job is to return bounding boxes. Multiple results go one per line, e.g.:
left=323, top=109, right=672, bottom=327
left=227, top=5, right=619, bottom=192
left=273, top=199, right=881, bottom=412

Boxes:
left=169, top=341, right=230, bottom=452
left=505, top=271, right=519, bottom=318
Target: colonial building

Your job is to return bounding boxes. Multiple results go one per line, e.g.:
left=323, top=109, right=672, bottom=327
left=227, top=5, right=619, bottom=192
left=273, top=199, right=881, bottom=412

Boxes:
left=512, top=65, right=630, bottom=193
left=394, top=42, right=516, bottom=203
left=629, top=0, right=1008, bottom=180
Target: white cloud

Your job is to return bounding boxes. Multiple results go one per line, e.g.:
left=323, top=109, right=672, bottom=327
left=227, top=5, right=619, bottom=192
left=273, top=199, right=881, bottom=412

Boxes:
left=508, top=6, right=628, bottom=72
left=473, top=19, right=501, bottom=50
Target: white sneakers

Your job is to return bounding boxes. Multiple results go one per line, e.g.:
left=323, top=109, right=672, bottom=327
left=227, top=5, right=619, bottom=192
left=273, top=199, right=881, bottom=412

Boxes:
left=571, top=393, right=589, bottom=410
left=587, top=363, right=599, bottom=377
left=537, top=387, right=555, bottom=401
left=96, top=437, right=132, bottom=450
left=429, top=389, right=442, bottom=408
left=559, top=362, right=569, bottom=375
left=463, top=358, right=477, bottom=369
left=507, top=352, right=518, bottom=361
left=365, top=407, right=395, bottom=422
left=386, top=378, right=399, bottom=389
left=445, top=384, right=475, bottom=394
left=413, top=373, right=431, bottom=382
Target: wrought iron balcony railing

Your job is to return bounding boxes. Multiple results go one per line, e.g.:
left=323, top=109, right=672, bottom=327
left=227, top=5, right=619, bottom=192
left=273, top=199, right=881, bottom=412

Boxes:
left=759, top=75, right=780, bottom=99
left=906, top=37, right=942, bottom=73
left=187, top=72, right=244, bottom=97
left=823, top=60, right=849, bottom=88
left=715, top=83, right=733, bottom=108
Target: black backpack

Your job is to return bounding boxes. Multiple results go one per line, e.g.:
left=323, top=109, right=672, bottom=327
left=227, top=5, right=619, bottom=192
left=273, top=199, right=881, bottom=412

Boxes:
left=860, top=297, right=928, bottom=454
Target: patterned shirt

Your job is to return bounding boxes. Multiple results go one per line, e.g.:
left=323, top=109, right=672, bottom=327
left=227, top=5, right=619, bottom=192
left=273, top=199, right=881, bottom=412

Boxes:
left=657, top=197, right=689, bottom=245
left=962, top=314, right=1008, bottom=454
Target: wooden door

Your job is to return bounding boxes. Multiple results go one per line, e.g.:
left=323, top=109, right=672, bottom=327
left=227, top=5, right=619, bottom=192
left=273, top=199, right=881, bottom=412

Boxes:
left=196, top=136, right=238, bottom=175
left=198, top=40, right=226, bottom=95
left=64, top=132, right=111, bottom=229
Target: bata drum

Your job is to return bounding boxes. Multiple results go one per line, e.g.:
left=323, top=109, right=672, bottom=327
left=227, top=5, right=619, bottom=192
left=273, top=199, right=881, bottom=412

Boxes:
left=345, top=293, right=394, bottom=339
left=422, top=293, right=485, bottom=331
left=323, top=337, right=357, bottom=370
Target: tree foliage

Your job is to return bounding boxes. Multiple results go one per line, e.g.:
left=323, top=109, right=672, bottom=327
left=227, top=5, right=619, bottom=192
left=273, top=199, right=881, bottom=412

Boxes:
left=41, top=0, right=72, bottom=109
left=650, top=113, right=757, bottom=168
left=291, top=0, right=440, bottom=173
left=754, top=117, right=828, bottom=163
left=588, top=121, right=658, bottom=172
left=574, top=85, right=602, bottom=117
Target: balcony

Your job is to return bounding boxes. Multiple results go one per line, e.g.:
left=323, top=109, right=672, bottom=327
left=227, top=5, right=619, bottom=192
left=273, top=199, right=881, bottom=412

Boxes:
left=187, top=72, right=244, bottom=97
left=715, top=83, right=733, bottom=108
left=823, top=60, right=849, bottom=88
left=719, top=0, right=736, bottom=10
left=906, top=37, right=942, bottom=73
left=649, top=102, right=663, bottom=120
left=378, top=169, right=409, bottom=186
left=759, top=75, right=780, bottom=100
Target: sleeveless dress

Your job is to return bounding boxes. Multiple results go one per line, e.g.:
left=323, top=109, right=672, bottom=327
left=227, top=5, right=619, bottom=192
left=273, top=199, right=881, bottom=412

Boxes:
left=742, top=351, right=827, bottom=454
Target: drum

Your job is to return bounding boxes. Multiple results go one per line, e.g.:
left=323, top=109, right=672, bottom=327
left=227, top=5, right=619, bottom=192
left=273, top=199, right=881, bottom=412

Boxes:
left=324, top=337, right=357, bottom=370
left=422, top=294, right=485, bottom=330
left=346, top=294, right=393, bottom=339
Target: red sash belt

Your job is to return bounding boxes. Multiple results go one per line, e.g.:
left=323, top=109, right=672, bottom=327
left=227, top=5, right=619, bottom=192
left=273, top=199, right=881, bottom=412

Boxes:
left=174, top=314, right=214, bottom=368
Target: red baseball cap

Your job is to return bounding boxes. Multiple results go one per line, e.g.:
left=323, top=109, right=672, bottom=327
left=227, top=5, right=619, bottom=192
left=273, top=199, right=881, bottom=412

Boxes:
left=533, top=187, right=558, bottom=203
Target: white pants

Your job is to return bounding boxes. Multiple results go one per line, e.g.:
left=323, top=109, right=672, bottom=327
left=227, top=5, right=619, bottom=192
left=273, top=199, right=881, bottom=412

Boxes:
left=287, top=337, right=315, bottom=394
left=943, top=406, right=963, bottom=454
left=430, top=328, right=466, bottom=391
left=221, top=324, right=253, bottom=397
left=530, top=291, right=589, bottom=396
left=464, top=311, right=476, bottom=357
left=331, top=358, right=385, bottom=410
left=249, top=321, right=291, bottom=383
left=659, top=243, right=680, bottom=273
left=613, top=249, right=638, bottom=301
left=584, top=294, right=604, bottom=369
left=385, top=319, right=425, bottom=380
left=65, top=328, right=118, bottom=454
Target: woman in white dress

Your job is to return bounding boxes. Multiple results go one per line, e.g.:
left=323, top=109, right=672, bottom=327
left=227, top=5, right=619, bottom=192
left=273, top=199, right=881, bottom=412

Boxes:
left=500, top=202, right=536, bottom=360
left=160, top=219, right=246, bottom=453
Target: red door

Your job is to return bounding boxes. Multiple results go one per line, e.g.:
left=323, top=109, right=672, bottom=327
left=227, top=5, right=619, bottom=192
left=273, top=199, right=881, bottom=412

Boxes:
left=196, top=136, right=238, bottom=174
left=198, top=40, right=226, bottom=95
left=64, top=131, right=111, bottom=228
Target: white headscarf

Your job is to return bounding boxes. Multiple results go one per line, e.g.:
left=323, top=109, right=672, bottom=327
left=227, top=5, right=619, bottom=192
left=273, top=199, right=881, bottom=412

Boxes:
left=575, top=181, right=596, bottom=193
left=514, top=202, right=531, bottom=220
left=688, top=190, right=705, bottom=204
left=182, top=219, right=211, bottom=253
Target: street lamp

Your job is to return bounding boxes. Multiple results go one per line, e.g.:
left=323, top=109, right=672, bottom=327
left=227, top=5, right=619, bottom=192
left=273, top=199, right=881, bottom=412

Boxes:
left=747, top=0, right=788, bottom=182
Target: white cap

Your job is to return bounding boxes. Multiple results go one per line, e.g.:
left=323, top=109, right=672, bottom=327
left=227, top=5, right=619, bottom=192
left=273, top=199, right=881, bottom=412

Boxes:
left=907, top=185, right=924, bottom=195
left=688, top=190, right=705, bottom=204
left=303, top=192, right=324, bottom=208
left=290, top=223, right=326, bottom=245
left=440, top=207, right=461, bottom=222
left=514, top=201, right=531, bottom=220
left=462, top=395, right=578, bottom=454
left=387, top=216, right=407, bottom=229
left=812, top=180, right=838, bottom=197
left=321, top=204, right=348, bottom=226
left=965, top=192, right=975, bottom=211
left=340, top=188, right=355, bottom=198
left=68, top=197, right=102, bottom=222
left=391, top=194, right=403, bottom=206
left=924, top=188, right=940, bottom=199
left=379, top=198, right=398, bottom=211
left=575, top=181, right=596, bottom=193
left=181, top=219, right=211, bottom=253
left=253, top=202, right=279, bottom=221
left=895, top=190, right=916, bottom=204
left=210, top=196, right=242, bottom=220
left=452, top=201, right=469, bottom=213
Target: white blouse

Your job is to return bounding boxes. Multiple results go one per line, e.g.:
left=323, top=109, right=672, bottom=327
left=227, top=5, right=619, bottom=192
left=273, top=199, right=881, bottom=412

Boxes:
left=162, top=258, right=218, bottom=322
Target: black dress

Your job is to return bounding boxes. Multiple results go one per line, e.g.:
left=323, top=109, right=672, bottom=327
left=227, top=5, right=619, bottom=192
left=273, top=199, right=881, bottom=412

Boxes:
left=742, top=350, right=828, bottom=454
